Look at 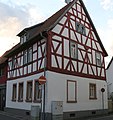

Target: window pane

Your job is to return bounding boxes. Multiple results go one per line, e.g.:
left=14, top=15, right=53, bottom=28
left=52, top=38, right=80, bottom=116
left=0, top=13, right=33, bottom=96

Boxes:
left=89, top=84, right=96, bottom=99
left=28, top=47, right=32, bottom=63
left=26, top=81, right=32, bottom=101
left=23, top=50, right=28, bottom=64
left=34, top=81, right=41, bottom=101
left=18, top=83, right=23, bottom=101
left=70, top=41, right=77, bottom=59
left=12, top=84, right=17, bottom=101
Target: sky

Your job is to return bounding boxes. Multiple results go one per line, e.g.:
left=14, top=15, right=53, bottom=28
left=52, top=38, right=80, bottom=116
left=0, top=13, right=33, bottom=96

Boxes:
left=0, top=0, right=113, bottom=67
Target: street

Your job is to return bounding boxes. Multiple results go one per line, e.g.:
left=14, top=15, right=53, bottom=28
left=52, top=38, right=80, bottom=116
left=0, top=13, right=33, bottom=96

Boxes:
left=85, top=114, right=113, bottom=120
left=0, top=114, right=21, bottom=120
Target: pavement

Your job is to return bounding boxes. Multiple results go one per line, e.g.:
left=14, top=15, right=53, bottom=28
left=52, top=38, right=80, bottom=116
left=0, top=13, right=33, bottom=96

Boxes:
left=0, top=110, right=113, bottom=120
left=0, top=111, right=30, bottom=120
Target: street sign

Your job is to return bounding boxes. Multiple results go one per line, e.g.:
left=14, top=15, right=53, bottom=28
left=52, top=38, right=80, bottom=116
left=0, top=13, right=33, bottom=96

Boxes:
left=38, top=76, right=46, bottom=85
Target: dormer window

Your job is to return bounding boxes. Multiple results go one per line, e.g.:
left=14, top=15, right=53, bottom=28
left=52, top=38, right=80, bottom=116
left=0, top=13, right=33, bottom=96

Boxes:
left=76, top=22, right=86, bottom=35
left=20, top=33, right=28, bottom=44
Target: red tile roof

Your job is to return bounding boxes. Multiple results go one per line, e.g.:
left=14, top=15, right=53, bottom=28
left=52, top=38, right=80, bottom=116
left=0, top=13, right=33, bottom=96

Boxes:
left=7, top=0, right=108, bottom=57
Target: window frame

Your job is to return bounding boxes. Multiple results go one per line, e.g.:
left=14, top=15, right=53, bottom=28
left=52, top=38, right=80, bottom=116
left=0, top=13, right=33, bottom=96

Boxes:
left=28, top=47, right=32, bottom=63
left=89, top=83, right=97, bottom=100
left=96, top=52, right=101, bottom=66
left=70, top=41, right=78, bottom=59
left=34, top=80, right=41, bottom=102
left=12, top=83, right=17, bottom=102
left=26, top=81, right=33, bottom=102
left=76, top=22, right=86, bottom=35
left=23, top=50, right=28, bottom=65
left=67, top=80, right=77, bottom=103
left=18, top=82, right=24, bottom=102
left=0, top=67, right=4, bottom=77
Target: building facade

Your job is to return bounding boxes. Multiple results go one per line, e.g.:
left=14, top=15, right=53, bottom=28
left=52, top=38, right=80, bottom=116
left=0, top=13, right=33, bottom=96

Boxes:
left=0, top=52, right=8, bottom=110
left=5, top=0, right=108, bottom=119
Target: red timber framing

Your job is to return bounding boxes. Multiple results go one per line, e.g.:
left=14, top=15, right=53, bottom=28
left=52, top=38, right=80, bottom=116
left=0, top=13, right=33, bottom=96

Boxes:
left=7, top=0, right=107, bottom=81
left=48, top=0, right=106, bottom=80
left=7, top=39, right=46, bottom=80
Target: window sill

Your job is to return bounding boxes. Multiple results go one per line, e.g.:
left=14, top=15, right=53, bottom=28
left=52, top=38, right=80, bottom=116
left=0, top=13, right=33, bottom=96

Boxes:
left=33, top=100, right=41, bottom=103
left=12, top=99, right=16, bottom=102
left=25, top=99, right=32, bottom=102
left=67, top=100, right=77, bottom=103
left=18, top=99, right=23, bottom=102
left=89, top=97, right=97, bottom=100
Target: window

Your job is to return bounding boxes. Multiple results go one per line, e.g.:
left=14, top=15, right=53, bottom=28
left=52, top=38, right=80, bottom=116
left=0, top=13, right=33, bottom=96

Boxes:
left=67, top=80, right=77, bottom=103
left=0, top=67, right=4, bottom=76
left=70, top=41, right=78, bottom=59
left=89, top=83, right=97, bottom=99
left=18, top=82, right=24, bottom=102
left=34, top=80, right=41, bottom=102
left=96, top=52, right=101, bottom=66
left=23, top=50, right=28, bottom=65
left=76, top=22, right=86, bottom=35
left=20, top=33, right=29, bottom=44
left=12, top=57, right=16, bottom=69
left=12, top=84, right=17, bottom=101
left=28, top=47, right=32, bottom=63
left=26, top=81, right=32, bottom=102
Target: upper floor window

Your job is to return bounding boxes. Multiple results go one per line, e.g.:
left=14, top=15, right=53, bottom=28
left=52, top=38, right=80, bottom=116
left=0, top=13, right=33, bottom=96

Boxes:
left=23, top=48, right=32, bottom=65
left=0, top=67, right=4, bottom=76
left=76, top=22, right=86, bottom=35
left=20, top=33, right=29, bottom=44
left=23, top=50, right=28, bottom=65
left=70, top=41, right=78, bottom=59
left=96, top=52, right=101, bottom=66
left=89, top=83, right=97, bottom=99
left=28, top=47, right=32, bottom=63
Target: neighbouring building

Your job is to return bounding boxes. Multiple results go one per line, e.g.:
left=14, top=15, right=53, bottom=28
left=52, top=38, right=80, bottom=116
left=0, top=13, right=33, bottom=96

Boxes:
left=106, top=57, right=113, bottom=99
left=0, top=52, right=8, bottom=110
left=5, top=0, right=108, bottom=119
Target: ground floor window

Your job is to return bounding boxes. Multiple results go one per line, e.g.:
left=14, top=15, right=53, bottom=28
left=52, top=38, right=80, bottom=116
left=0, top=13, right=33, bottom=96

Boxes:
left=67, top=80, right=77, bottom=103
left=12, top=84, right=17, bottom=101
left=26, top=81, right=33, bottom=102
left=34, top=80, right=41, bottom=102
left=89, top=83, right=97, bottom=99
left=18, top=82, right=23, bottom=102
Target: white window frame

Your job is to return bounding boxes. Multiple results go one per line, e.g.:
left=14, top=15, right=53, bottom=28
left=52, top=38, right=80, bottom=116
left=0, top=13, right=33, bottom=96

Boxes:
left=34, top=80, right=41, bottom=102
left=28, top=47, right=32, bottom=63
left=23, top=50, right=28, bottom=65
left=89, top=83, right=97, bottom=99
left=26, top=81, right=32, bottom=102
left=96, top=52, right=101, bottom=66
left=70, top=41, right=78, bottom=59
left=76, top=22, right=86, bottom=35
left=18, top=82, right=24, bottom=101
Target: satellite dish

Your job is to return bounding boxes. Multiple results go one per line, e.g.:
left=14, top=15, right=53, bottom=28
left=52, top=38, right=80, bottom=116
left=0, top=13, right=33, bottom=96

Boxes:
left=65, top=0, right=72, bottom=4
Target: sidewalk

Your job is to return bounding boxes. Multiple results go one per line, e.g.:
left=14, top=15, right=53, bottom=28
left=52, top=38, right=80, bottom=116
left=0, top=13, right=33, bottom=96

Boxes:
left=0, top=110, right=30, bottom=120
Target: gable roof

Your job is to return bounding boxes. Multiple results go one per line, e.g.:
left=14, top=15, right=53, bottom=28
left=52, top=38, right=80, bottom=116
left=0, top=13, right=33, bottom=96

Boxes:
left=8, top=0, right=108, bottom=57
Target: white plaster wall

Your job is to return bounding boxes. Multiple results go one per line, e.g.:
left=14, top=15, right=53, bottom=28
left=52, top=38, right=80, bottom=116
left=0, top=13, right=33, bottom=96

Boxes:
left=106, top=62, right=113, bottom=97
left=6, top=72, right=44, bottom=110
left=45, top=71, right=108, bottom=113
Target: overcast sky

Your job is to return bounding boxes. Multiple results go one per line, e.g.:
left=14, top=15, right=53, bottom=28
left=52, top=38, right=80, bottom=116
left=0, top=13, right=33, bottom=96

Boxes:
left=0, top=0, right=113, bottom=66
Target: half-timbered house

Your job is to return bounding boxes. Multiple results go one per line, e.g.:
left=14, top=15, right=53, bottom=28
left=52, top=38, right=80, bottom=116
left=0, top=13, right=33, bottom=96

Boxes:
left=5, top=0, right=108, bottom=119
